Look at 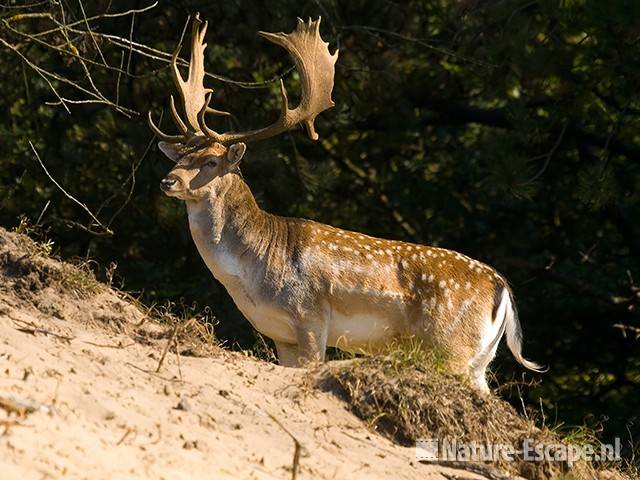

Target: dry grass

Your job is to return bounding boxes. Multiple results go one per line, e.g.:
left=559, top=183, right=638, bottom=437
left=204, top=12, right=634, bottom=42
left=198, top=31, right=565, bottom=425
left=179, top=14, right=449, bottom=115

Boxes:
left=143, top=300, right=219, bottom=358
left=0, top=226, right=217, bottom=356
left=0, top=226, right=102, bottom=302
left=316, top=353, right=610, bottom=480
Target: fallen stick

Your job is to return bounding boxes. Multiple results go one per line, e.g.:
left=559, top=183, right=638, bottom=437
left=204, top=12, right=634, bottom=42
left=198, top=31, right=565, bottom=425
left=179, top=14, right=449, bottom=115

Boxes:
left=0, top=395, right=53, bottom=417
left=11, top=319, right=74, bottom=343
left=125, top=362, right=182, bottom=383
left=266, top=412, right=303, bottom=480
left=422, top=460, right=510, bottom=480
left=82, top=340, right=135, bottom=349
left=0, top=419, right=29, bottom=435
left=156, top=322, right=179, bottom=373
left=116, top=426, right=136, bottom=446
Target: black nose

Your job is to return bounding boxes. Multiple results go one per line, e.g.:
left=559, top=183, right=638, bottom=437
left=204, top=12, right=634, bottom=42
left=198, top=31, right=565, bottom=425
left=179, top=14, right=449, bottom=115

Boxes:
left=160, top=177, right=177, bottom=190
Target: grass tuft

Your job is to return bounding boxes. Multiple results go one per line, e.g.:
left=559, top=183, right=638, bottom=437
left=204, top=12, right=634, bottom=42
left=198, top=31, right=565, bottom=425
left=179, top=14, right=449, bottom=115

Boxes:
left=316, top=353, right=621, bottom=480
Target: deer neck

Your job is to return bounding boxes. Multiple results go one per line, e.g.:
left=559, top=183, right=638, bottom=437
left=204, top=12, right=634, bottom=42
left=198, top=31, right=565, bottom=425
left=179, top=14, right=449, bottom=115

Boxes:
left=184, top=173, right=274, bottom=282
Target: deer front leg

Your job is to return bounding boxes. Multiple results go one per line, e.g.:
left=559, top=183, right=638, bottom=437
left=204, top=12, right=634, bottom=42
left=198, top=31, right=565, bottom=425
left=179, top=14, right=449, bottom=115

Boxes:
left=274, top=341, right=300, bottom=367
left=295, top=320, right=328, bottom=365
left=274, top=318, right=328, bottom=367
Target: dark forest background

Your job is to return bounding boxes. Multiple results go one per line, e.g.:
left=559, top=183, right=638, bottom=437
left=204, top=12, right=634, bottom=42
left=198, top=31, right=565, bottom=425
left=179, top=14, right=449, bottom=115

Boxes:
left=1, top=0, right=638, bottom=452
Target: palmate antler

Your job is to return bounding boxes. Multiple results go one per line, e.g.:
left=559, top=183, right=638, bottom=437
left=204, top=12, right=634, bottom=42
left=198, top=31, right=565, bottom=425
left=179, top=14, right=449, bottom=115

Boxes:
left=148, top=14, right=338, bottom=146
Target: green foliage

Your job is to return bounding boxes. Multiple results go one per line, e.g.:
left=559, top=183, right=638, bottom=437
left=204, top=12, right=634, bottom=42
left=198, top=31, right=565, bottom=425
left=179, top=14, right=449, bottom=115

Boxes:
left=1, top=0, right=639, bottom=455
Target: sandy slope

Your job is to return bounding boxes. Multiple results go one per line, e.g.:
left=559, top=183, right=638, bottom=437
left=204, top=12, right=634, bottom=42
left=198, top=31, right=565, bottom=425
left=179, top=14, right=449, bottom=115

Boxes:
left=0, top=278, right=493, bottom=478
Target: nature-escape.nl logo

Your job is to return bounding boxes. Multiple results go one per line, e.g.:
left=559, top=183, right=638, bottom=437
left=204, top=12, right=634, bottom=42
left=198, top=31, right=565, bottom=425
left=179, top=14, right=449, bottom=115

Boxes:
left=415, top=438, right=622, bottom=466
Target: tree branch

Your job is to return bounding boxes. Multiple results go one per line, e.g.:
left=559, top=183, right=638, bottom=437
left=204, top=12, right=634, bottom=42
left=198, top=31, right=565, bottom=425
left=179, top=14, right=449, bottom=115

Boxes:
left=418, top=97, right=640, bottom=161
left=605, top=204, right=640, bottom=259
left=502, top=257, right=639, bottom=318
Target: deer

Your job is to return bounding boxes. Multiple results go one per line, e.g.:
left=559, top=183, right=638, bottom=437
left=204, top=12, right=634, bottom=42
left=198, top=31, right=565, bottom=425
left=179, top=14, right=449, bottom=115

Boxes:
left=148, top=14, right=543, bottom=393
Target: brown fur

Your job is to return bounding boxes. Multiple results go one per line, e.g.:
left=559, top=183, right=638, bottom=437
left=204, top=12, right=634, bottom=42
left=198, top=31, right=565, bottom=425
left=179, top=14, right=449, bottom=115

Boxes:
left=158, top=140, right=526, bottom=391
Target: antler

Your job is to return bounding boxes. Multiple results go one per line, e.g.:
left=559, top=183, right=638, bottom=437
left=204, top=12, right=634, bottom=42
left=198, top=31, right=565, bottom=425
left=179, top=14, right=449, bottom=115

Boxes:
left=199, top=18, right=338, bottom=144
left=148, top=15, right=338, bottom=146
left=148, top=13, right=229, bottom=143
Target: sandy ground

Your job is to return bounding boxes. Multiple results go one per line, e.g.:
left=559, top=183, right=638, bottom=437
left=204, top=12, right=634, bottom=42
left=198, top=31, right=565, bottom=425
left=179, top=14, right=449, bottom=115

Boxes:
left=0, top=287, right=503, bottom=480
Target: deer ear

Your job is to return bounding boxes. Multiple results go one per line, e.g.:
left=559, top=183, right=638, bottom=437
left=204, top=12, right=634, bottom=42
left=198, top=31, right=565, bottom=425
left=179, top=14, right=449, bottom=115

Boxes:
left=226, top=143, right=246, bottom=167
left=158, top=142, right=183, bottom=163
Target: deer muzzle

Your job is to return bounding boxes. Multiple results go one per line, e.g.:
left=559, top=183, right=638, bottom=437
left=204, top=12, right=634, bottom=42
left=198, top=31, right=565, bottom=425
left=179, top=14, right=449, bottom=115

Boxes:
left=160, top=175, right=181, bottom=193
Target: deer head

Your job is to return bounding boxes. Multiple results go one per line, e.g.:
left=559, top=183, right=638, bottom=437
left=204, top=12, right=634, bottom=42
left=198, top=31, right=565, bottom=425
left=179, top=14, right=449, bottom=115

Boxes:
left=149, top=14, right=338, bottom=200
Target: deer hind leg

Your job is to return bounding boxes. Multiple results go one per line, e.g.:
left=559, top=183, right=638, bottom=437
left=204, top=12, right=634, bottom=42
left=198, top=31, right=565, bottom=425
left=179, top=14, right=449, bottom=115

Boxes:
left=468, top=307, right=509, bottom=394
left=468, top=335, right=503, bottom=394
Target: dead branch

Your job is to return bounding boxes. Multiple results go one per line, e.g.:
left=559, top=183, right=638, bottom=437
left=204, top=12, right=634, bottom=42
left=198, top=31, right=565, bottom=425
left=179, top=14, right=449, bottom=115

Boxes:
left=266, top=411, right=304, bottom=480
left=0, top=395, right=54, bottom=417
left=116, top=426, right=136, bottom=446
left=502, top=257, right=640, bottom=318
left=0, top=419, right=28, bottom=435
left=174, top=334, right=183, bottom=382
left=1, top=2, right=155, bottom=115
left=11, top=318, right=75, bottom=343
left=125, top=362, right=182, bottom=383
left=156, top=322, right=180, bottom=373
left=0, top=397, right=30, bottom=417
left=1, top=0, right=293, bottom=120
left=82, top=340, right=135, bottom=349
left=30, top=141, right=113, bottom=236
left=433, top=460, right=510, bottom=480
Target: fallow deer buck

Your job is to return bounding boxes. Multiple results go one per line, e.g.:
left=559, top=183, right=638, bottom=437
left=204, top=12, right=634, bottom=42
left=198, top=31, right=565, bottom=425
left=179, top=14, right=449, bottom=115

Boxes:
left=148, top=14, right=543, bottom=393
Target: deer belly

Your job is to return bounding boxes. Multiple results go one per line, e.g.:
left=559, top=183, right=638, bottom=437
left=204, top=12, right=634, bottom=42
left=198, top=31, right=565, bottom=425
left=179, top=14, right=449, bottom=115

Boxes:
left=325, top=297, right=404, bottom=351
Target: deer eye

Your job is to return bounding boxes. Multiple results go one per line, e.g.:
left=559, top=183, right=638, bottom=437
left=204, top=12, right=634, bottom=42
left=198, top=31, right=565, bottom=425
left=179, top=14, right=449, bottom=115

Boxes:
left=204, top=156, right=218, bottom=167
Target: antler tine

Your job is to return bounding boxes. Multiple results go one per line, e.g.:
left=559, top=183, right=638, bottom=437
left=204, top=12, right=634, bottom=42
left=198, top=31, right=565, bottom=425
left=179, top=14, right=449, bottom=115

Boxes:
left=147, top=112, right=185, bottom=143
left=196, top=93, right=232, bottom=141
left=198, top=17, right=338, bottom=145
left=169, top=95, right=188, bottom=134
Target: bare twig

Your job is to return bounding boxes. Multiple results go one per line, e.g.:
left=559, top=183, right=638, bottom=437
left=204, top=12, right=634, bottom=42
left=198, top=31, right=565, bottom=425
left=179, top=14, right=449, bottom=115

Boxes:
left=340, top=24, right=495, bottom=68
left=502, top=257, right=639, bottom=317
left=0, top=419, right=28, bottom=435
left=1, top=28, right=137, bottom=115
left=2, top=20, right=134, bottom=77
left=125, top=362, right=182, bottom=382
left=425, top=460, right=510, bottom=480
left=30, top=141, right=113, bottom=236
left=3, top=11, right=54, bottom=22
left=0, top=395, right=54, bottom=417
left=266, top=412, right=304, bottom=480
left=0, top=36, right=70, bottom=112
left=11, top=318, right=75, bottom=343
left=19, top=3, right=158, bottom=36
left=156, top=322, right=180, bottom=373
left=522, top=122, right=567, bottom=185
left=116, top=426, right=136, bottom=446
left=102, top=2, right=158, bottom=19
left=82, top=340, right=135, bottom=349
left=1, top=2, right=150, bottom=115
left=76, top=0, right=109, bottom=67
left=175, top=335, right=183, bottom=382
left=36, top=199, right=51, bottom=225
